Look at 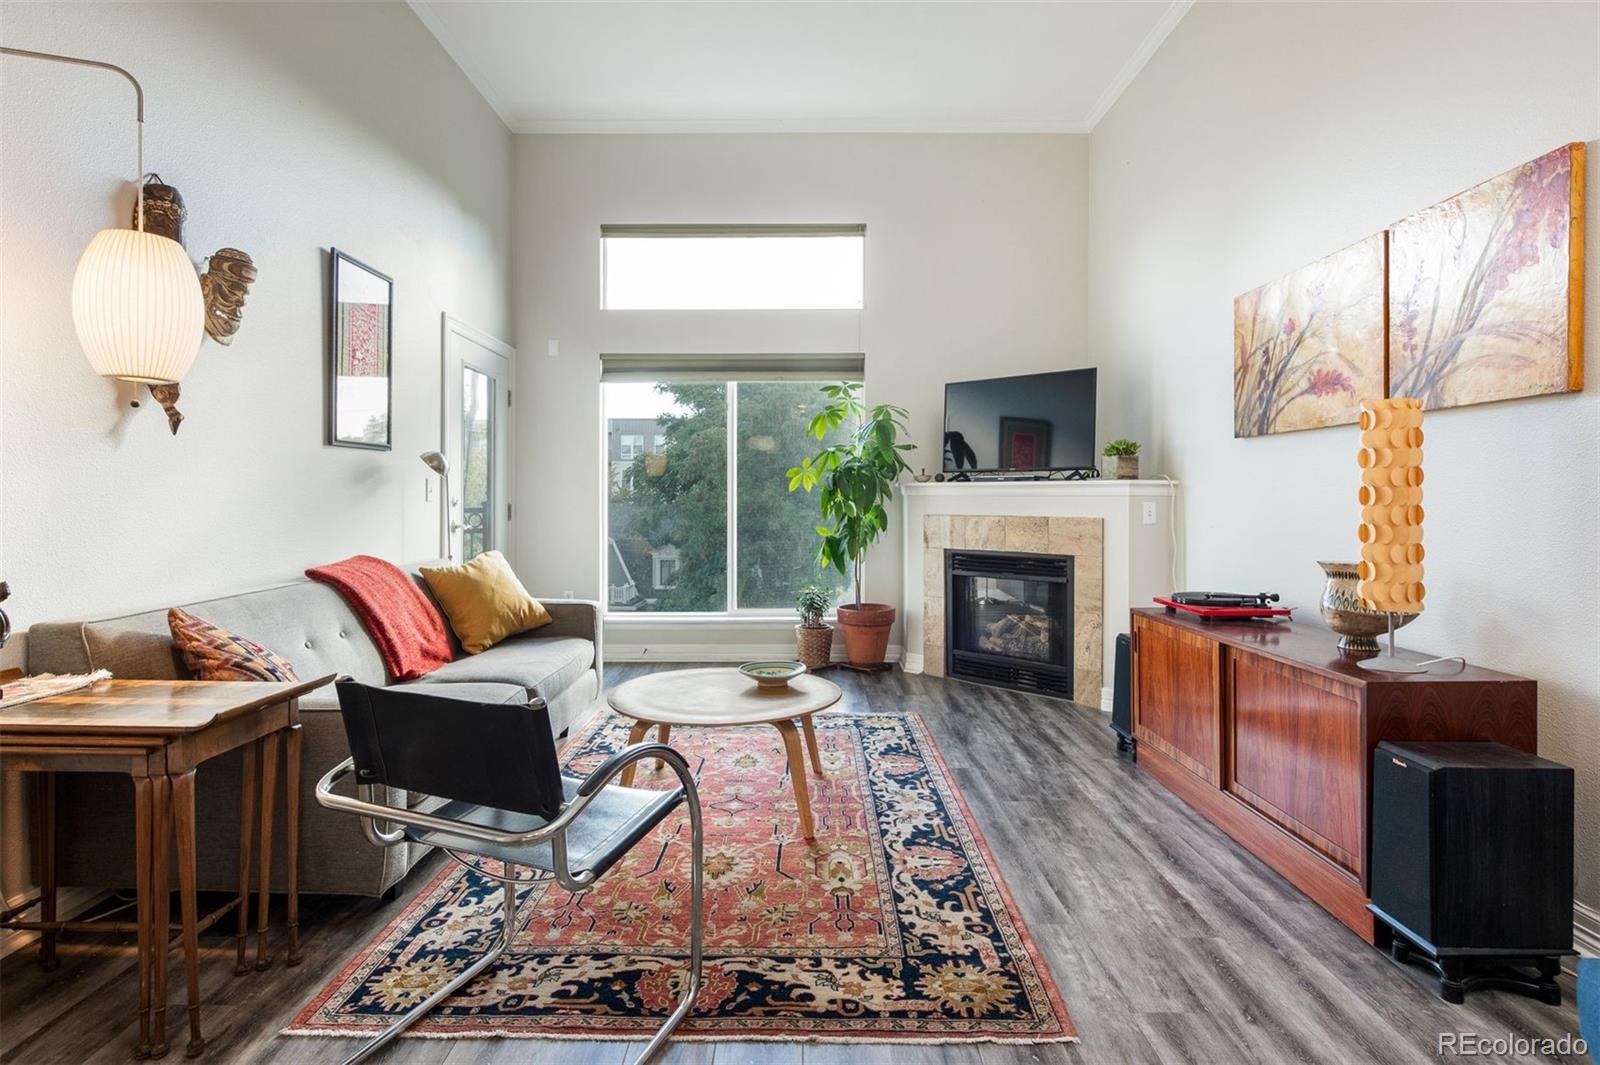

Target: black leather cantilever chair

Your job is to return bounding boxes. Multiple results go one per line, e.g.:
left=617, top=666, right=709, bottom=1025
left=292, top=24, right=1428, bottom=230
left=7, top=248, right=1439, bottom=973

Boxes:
left=315, top=679, right=703, bottom=1065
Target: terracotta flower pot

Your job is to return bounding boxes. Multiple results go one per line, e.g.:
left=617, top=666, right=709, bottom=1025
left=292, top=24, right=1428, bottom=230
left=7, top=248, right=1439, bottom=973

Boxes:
left=795, top=623, right=835, bottom=670
left=836, top=602, right=896, bottom=667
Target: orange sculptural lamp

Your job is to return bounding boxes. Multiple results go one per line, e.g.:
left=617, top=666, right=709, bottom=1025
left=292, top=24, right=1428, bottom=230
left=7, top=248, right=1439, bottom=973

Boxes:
left=1354, top=398, right=1457, bottom=673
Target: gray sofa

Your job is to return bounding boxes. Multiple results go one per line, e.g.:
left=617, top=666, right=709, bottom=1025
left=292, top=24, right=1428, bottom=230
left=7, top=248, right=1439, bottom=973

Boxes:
left=24, top=567, right=603, bottom=897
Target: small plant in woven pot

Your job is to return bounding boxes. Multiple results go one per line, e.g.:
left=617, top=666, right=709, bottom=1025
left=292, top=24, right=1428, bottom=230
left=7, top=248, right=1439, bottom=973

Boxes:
left=794, top=583, right=837, bottom=670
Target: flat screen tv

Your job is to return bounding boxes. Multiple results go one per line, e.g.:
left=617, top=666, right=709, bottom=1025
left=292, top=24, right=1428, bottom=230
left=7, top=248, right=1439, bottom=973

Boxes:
left=943, top=368, right=1097, bottom=474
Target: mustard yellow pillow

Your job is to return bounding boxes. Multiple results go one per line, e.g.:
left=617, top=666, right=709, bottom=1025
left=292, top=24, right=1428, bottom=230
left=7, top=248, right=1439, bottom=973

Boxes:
left=420, top=551, right=552, bottom=655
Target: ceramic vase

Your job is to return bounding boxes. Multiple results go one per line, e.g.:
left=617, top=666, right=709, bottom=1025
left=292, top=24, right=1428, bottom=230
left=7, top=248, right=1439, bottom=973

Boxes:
left=1319, top=560, right=1413, bottom=654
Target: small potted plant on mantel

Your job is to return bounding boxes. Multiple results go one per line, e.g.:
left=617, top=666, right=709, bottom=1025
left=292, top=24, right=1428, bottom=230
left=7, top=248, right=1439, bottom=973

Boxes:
left=1103, top=439, right=1141, bottom=479
left=788, top=381, right=914, bottom=670
left=794, top=583, right=837, bottom=670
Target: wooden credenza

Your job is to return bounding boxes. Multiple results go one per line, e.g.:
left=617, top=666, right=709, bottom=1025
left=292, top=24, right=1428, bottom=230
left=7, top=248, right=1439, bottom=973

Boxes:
left=1129, top=607, right=1536, bottom=942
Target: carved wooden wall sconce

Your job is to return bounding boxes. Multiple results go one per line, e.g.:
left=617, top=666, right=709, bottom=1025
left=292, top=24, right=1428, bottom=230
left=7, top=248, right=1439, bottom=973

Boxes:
left=134, top=177, right=258, bottom=433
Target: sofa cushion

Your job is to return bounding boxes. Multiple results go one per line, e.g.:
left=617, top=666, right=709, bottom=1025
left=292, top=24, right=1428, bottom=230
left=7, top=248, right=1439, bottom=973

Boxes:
left=414, top=635, right=594, bottom=705
left=28, top=581, right=390, bottom=685
left=420, top=551, right=552, bottom=655
left=297, top=679, right=529, bottom=714
left=168, top=607, right=301, bottom=682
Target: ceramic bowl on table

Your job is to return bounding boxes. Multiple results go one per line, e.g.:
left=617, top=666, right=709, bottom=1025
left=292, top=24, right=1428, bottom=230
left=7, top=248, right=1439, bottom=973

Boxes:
left=739, top=661, right=806, bottom=689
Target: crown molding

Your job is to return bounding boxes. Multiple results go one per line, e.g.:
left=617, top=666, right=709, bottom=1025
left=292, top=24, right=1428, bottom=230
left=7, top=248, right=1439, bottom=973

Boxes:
left=510, top=118, right=1088, bottom=136
left=1083, top=0, right=1194, bottom=131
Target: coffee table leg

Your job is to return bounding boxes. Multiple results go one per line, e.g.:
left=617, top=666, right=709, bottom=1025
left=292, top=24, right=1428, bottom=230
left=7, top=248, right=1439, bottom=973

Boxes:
left=774, top=720, right=816, bottom=840
left=235, top=741, right=257, bottom=976
left=801, top=715, right=824, bottom=775
left=620, top=721, right=649, bottom=786
left=171, top=771, right=204, bottom=1057
left=656, top=724, right=672, bottom=770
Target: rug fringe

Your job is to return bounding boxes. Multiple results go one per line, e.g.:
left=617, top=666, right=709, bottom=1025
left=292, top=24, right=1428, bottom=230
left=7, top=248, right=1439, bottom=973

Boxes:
left=279, top=1027, right=1078, bottom=1046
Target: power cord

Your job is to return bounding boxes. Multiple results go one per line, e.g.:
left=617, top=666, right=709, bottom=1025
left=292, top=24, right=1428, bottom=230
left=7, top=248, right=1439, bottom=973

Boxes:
left=1154, top=473, right=1179, bottom=592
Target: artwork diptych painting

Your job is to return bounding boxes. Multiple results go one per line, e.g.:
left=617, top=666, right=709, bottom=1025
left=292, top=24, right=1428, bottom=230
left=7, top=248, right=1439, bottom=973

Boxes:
left=1389, top=143, right=1585, bottom=411
left=1233, top=234, right=1387, bottom=438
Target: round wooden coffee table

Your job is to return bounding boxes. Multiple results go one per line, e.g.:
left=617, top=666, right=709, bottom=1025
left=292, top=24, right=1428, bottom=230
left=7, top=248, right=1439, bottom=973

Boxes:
left=606, top=667, right=843, bottom=839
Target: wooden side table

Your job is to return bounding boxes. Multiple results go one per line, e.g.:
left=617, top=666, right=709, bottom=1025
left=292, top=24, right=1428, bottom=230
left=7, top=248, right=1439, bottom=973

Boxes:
left=606, top=668, right=841, bottom=839
left=0, top=676, right=331, bottom=1058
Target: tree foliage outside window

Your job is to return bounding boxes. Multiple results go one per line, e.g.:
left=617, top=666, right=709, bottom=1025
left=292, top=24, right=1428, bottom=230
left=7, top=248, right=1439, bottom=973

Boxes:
left=605, top=380, right=855, bottom=613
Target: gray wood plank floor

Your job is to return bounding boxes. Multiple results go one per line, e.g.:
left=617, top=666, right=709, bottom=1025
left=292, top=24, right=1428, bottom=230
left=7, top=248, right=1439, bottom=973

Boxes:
left=1, top=663, right=1584, bottom=1064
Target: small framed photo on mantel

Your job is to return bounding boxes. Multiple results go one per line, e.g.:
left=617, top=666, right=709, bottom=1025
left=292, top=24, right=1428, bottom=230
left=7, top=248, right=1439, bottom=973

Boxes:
left=327, top=248, right=393, bottom=450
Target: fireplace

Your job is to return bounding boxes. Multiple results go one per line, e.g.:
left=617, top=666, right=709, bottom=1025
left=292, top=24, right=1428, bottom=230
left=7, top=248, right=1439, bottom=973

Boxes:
left=945, top=549, right=1074, bottom=698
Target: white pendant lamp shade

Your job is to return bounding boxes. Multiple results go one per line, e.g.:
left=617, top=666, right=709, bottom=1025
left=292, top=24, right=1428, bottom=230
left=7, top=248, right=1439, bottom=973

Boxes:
left=71, top=228, right=205, bottom=384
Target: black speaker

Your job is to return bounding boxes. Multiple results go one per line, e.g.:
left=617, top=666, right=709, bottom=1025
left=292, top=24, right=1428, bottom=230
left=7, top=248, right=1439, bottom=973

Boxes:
left=1369, top=741, right=1574, bottom=1003
left=1110, top=632, right=1133, bottom=757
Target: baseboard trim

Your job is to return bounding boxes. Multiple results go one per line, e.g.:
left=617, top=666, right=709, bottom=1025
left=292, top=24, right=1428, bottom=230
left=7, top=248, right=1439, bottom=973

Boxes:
left=903, top=652, right=925, bottom=673
left=609, top=643, right=904, bottom=665
left=1100, top=687, right=1113, bottom=713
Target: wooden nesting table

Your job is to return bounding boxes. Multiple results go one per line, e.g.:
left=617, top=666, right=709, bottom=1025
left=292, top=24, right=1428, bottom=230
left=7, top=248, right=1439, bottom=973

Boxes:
left=606, top=667, right=841, bottom=839
left=0, top=676, right=331, bottom=1058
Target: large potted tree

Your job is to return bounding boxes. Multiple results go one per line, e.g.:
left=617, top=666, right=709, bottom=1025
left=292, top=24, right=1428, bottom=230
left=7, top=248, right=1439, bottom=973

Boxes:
left=787, top=382, right=913, bottom=669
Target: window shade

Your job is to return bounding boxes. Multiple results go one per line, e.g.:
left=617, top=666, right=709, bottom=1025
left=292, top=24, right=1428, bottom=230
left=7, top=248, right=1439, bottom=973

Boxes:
left=599, top=352, right=865, bottom=383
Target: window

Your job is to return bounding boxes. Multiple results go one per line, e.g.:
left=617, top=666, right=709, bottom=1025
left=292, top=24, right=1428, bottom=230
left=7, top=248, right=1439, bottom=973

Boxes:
left=652, top=433, right=667, bottom=452
left=602, top=225, right=865, bottom=310
left=653, top=551, right=680, bottom=590
left=619, top=434, right=644, bottom=461
left=603, top=376, right=858, bottom=614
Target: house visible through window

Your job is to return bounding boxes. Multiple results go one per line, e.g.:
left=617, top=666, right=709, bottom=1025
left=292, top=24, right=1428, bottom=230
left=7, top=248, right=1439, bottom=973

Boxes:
left=602, top=225, right=865, bottom=310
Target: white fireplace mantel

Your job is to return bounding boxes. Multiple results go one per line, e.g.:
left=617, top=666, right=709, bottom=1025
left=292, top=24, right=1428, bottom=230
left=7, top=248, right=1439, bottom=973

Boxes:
left=900, top=479, right=1180, bottom=711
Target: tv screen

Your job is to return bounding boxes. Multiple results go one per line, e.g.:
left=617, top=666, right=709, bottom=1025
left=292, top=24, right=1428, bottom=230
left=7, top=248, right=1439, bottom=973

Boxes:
left=943, top=368, right=1097, bottom=474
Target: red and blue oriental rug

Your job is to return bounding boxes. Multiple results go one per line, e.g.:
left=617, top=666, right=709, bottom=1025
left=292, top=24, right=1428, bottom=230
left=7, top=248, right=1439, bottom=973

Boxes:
left=287, top=711, right=1076, bottom=1046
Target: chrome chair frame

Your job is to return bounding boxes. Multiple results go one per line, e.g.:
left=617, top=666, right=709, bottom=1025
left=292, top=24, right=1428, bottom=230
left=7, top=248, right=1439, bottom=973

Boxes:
left=315, top=739, right=703, bottom=1065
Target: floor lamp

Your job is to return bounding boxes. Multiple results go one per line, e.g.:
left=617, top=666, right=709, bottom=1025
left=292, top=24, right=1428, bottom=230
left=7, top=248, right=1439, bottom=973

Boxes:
left=420, top=451, right=453, bottom=561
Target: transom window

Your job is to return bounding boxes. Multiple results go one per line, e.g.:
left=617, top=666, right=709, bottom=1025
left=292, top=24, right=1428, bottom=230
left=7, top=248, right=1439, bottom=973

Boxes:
left=603, top=370, right=861, bottom=615
left=601, top=224, right=865, bottom=310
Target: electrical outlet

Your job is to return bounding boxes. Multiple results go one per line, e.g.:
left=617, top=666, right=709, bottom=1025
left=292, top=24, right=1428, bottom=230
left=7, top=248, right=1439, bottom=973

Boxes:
left=1142, top=501, right=1158, bottom=525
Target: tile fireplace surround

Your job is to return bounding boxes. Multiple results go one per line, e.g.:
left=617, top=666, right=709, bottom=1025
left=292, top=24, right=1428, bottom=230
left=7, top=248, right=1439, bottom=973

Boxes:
left=900, top=480, right=1179, bottom=711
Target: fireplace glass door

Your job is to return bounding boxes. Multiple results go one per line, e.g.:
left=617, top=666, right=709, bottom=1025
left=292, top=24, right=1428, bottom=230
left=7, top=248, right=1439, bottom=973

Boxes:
left=946, top=550, right=1073, bottom=698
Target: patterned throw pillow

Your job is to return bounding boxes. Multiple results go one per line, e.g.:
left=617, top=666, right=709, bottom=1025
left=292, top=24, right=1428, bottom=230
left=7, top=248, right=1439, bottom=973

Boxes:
left=167, top=607, right=300, bottom=682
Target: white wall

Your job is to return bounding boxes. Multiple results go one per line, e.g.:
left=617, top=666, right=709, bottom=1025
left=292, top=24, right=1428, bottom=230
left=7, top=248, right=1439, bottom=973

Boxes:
left=1089, top=2, right=1600, bottom=911
left=0, top=2, right=512, bottom=656
left=511, top=134, right=1090, bottom=654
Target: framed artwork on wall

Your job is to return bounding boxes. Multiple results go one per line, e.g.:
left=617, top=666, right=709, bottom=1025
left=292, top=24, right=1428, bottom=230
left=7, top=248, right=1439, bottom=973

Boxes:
left=999, top=416, right=1051, bottom=469
left=1233, top=233, right=1387, bottom=438
left=1389, top=142, right=1585, bottom=411
left=327, top=248, right=393, bottom=450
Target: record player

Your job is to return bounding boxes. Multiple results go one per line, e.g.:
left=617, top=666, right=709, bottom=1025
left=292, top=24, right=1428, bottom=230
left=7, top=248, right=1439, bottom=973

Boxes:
left=1154, top=591, right=1292, bottom=621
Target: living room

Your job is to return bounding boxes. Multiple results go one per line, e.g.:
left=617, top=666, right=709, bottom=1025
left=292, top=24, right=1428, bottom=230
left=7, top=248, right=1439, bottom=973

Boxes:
left=1, top=2, right=1596, bottom=1063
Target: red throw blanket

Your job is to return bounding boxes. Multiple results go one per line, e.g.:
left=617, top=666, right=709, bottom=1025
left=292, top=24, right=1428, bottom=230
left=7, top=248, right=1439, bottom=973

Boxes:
left=306, top=555, right=453, bottom=681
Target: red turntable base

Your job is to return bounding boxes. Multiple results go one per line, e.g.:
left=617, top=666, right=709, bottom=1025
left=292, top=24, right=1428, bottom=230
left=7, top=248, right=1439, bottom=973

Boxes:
left=1153, top=596, right=1293, bottom=622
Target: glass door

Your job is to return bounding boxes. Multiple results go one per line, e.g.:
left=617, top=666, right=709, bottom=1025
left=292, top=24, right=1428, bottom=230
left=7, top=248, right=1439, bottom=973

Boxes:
left=442, top=316, right=514, bottom=562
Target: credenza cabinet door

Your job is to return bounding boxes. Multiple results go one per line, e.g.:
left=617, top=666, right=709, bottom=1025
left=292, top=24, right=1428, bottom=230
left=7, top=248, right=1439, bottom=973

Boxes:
left=1227, top=651, right=1365, bottom=877
left=1132, top=614, right=1222, bottom=783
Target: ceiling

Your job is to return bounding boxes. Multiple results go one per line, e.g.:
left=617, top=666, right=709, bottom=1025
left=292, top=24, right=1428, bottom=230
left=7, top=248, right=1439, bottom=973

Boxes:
left=408, top=1, right=1193, bottom=134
